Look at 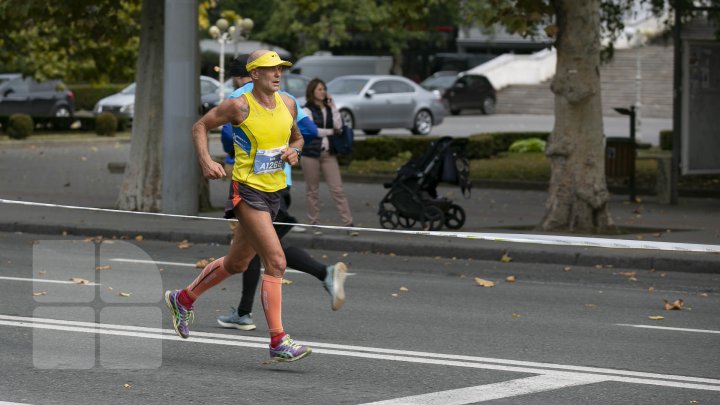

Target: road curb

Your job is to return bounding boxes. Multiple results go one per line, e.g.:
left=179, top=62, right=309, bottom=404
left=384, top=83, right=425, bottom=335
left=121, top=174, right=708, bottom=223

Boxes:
left=3, top=221, right=718, bottom=274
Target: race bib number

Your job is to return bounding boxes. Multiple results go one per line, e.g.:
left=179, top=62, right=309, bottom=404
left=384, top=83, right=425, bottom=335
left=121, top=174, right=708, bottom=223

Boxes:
left=253, top=146, right=285, bottom=174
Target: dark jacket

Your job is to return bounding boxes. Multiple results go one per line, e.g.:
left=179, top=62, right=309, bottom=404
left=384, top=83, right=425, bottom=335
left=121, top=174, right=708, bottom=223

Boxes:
left=302, top=103, right=334, bottom=158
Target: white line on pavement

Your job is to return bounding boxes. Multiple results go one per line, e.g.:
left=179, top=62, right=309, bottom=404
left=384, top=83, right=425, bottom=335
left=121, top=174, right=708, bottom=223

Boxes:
left=0, top=314, right=719, bottom=392
left=0, top=276, right=100, bottom=286
left=108, top=258, right=357, bottom=275
left=360, top=374, right=609, bottom=405
left=617, top=324, right=720, bottom=335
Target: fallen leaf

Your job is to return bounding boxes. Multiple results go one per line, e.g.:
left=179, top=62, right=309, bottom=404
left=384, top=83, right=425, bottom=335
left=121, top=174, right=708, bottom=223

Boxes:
left=321, top=254, right=328, bottom=259
left=660, top=273, right=667, bottom=278
left=499, top=253, right=512, bottom=263
left=648, top=287, right=656, bottom=292
left=474, top=277, right=495, bottom=288
left=70, top=277, right=91, bottom=285
left=135, top=235, right=144, bottom=241
left=594, top=264, right=603, bottom=269
left=281, top=279, right=293, bottom=285
left=563, top=266, right=572, bottom=272
left=511, top=313, right=521, bottom=318
left=618, top=271, right=637, bottom=277
left=80, top=156, right=87, bottom=161
left=399, top=286, right=409, bottom=291
left=700, top=293, right=708, bottom=297
left=506, top=275, right=516, bottom=283
left=122, top=383, right=132, bottom=389
left=648, top=315, right=665, bottom=320
left=95, top=265, right=112, bottom=271
left=391, top=293, right=398, bottom=297
left=664, top=299, right=684, bottom=311
left=342, top=253, right=348, bottom=257
left=38, top=271, right=46, bottom=276
left=388, top=252, right=396, bottom=256
left=118, top=292, right=132, bottom=297
left=177, top=240, right=192, bottom=249
left=33, top=291, right=48, bottom=296
left=195, top=258, right=212, bottom=269
left=107, top=287, right=113, bottom=291
left=629, top=276, right=638, bottom=282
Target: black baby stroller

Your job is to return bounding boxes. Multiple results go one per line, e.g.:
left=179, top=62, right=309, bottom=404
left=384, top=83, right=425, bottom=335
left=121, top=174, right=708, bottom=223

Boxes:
left=378, top=136, right=472, bottom=231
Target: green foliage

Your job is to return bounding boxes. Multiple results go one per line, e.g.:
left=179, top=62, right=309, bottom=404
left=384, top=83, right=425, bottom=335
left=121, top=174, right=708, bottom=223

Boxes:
left=490, top=132, right=550, bottom=154
left=0, top=1, right=141, bottom=83
left=659, top=129, right=673, bottom=150
left=465, top=134, right=494, bottom=159
left=95, top=112, right=118, bottom=137
left=70, top=84, right=129, bottom=111
left=7, top=114, right=34, bottom=139
left=509, top=138, right=547, bottom=153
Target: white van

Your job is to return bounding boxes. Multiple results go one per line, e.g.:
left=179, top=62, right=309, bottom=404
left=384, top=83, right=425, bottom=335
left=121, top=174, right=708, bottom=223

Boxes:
left=289, top=54, right=393, bottom=82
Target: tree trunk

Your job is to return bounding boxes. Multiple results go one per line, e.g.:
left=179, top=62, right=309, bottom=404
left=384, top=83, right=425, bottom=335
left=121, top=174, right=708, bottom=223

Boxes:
left=539, top=0, right=614, bottom=233
left=116, top=0, right=164, bottom=212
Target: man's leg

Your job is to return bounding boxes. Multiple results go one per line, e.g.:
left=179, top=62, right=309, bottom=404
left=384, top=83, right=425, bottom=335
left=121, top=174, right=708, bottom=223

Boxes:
left=231, top=201, right=311, bottom=361
left=284, top=245, right=347, bottom=311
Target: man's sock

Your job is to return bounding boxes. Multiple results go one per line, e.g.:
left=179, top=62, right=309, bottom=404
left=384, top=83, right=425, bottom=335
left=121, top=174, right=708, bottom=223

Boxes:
left=186, top=257, right=233, bottom=301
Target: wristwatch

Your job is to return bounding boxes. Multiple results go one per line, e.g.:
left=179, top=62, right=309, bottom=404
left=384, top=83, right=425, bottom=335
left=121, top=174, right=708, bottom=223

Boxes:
left=292, top=147, right=302, bottom=158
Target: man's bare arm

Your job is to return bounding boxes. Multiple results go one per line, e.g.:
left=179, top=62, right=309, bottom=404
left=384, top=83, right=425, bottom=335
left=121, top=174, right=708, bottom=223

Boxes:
left=192, top=98, right=249, bottom=179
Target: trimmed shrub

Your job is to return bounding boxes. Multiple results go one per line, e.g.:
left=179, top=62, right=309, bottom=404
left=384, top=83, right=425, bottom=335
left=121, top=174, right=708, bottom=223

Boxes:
left=95, top=112, right=118, bottom=136
left=659, top=129, right=672, bottom=150
left=491, top=132, right=550, bottom=154
left=7, top=114, right=34, bottom=139
left=509, top=138, right=547, bottom=153
left=465, top=134, right=494, bottom=159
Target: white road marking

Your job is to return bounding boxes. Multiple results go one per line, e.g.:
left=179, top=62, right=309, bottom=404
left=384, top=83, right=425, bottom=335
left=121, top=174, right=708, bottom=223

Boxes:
left=0, top=314, right=719, bottom=392
left=0, top=401, right=31, bottom=405
left=109, top=258, right=357, bottom=275
left=0, top=276, right=100, bottom=286
left=617, top=324, right=720, bottom=335
left=360, top=374, right=609, bottom=404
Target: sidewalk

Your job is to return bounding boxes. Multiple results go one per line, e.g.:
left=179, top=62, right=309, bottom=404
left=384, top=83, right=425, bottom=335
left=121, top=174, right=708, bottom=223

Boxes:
left=0, top=139, right=718, bottom=273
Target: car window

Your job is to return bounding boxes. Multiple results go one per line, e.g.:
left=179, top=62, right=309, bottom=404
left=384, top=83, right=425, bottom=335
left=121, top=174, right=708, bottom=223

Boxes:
left=420, top=75, right=456, bottom=89
left=327, top=78, right=368, bottom=95
left=370, top=80, right=393, bottom=94
left=200, top=80, right=217, bottom=96
left=30, top=80, right=60, bottom=92
left=285, top=76, right=308, bottom=95
left=389, top=81, right=414, bottom=93
left=121, top=83, right=136, bottom=94
left=5, top=78, right=30, bottom=93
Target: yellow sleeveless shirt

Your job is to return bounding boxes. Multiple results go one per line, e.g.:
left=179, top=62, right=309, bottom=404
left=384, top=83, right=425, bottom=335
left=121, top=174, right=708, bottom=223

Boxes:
left=232, top=92, right=293, bottom=192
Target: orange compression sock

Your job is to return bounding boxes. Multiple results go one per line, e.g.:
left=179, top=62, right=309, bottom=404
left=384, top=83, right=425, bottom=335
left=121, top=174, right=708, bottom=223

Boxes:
left=261, top=274, right=284, bottom=337
left=186, top=257, right=233, bottom=300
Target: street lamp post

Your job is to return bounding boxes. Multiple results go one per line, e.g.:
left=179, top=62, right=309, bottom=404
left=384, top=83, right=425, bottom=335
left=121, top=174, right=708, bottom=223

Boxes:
left=209, top=17, right=254, bottom=103
left=209, top=18, right=234, bottom=102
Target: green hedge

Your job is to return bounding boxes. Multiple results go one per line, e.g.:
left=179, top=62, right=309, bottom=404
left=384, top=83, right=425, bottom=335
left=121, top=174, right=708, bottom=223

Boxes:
left=69, top=83, right=129, bottom=111
left=350, top=132, right=550, bottom=161
left=659, top=129, right=672, bottom=150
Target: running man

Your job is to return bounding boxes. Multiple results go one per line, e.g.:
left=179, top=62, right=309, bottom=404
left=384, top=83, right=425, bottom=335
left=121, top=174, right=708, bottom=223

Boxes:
left=217, top=55, right=347, bottom=331
left=165, top=50, right=312, bottom=362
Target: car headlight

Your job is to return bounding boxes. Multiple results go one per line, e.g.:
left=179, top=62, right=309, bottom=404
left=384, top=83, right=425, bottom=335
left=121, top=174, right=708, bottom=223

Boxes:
left=120, top=103, right=134, bottom=116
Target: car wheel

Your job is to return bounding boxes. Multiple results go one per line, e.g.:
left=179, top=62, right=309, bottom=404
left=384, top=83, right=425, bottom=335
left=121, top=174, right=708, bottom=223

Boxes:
left=53, top=106, right=71, bottom=117
left=339, top=109, right=354, bottom=129
left=364, top=129, right=381, bottom=135
left=450, top=108, right=461, bottom=115
left=482, top=97, right=496, bottom=115
left=410, top=109, right=433, bottom=136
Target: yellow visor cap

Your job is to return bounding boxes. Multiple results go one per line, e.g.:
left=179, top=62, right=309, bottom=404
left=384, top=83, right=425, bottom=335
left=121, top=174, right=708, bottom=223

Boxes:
left=245, top=51, right=292, bottom=71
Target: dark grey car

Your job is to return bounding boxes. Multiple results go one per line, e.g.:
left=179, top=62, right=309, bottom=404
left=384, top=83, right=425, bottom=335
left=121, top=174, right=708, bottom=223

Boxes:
left=421, top=72, right=496, bottom=116
left=0, top=75, right=75, bottom=118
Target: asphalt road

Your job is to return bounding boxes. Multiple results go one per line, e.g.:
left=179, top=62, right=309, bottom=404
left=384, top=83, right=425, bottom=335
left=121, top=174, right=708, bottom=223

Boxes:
left=1, top=232, right=718, bottom=404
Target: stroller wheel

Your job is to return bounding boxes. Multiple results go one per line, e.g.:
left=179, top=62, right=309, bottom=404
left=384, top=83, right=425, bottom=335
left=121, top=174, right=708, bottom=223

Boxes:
left=445, top=204, right=466, bottom=230
left=379, top=210, right=398, bottom=229
left=422, top=206, right=444, bottom=231
left=397, top=215, right=417, bottom=229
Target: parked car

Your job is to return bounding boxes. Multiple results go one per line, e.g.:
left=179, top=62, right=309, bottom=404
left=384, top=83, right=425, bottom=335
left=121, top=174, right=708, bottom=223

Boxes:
left=94, top=76, right=233, bottom=122
left=420, top=71, right=496, bottom=115
left=0, top=74, right=75, bottom=118
left=224, top=72, right=311, bottom=99
left=324, top=75, right=446, bottom=136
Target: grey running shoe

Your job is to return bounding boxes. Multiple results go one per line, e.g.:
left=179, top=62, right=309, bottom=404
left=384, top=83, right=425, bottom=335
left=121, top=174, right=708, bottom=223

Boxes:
left=165, top=290, right=194, bottom=339
left=323, top=262, right=347, bottom=311
left=217, top=309, right=256, bottom=331
left=269, top=334, right=312, bottom=362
